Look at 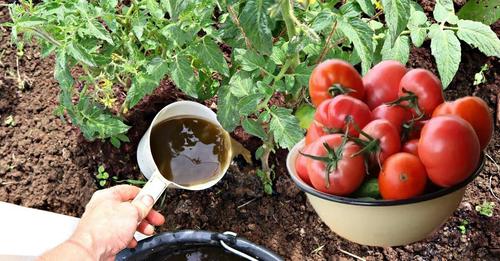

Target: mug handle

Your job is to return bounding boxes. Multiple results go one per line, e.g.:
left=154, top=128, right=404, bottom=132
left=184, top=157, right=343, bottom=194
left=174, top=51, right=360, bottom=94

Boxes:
left=131, top=170, right=170, bottom=215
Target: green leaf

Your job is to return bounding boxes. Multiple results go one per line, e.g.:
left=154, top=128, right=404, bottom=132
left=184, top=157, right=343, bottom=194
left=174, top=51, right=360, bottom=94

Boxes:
left=429, top=27, right=461, bottom=88
left=54, top=51, right=74, bottom=92
left=407, top=9, right=427, bottom=47
left=457, top=0, right=500, bottom=26
left=238, top=94, right=265, bottom=116
left=217, top=85, right=239, bottom=131
left=433, top=0, right=458, bottom=24
left=234, top=48, right=267, bottom=72
left=98, top=165, right=105, bottom=174
left=146, top=57, right=170, bottom=81
left=193, top=38, right=229, bottom=76
left=126, top=58, right=169, bottom=108
left=239, top=0, right=273, bottom=54
left=229, top=71, right=253, bottom=97
left=381, top=35, right=410, bottom=64
left=269, top=107, right=304, bottom=149
left=170, top=55, right=198, bottom=98
left=68, top=42, right=95, bottom=67
left=382, top=0, right=411, bottom=45
left=295, top=104, right=315, bottom=129
left=311, top=10, right=336, bottom=32
left=355, top=0, right=374, bottom=16
left=242, top=118, right=267, bottom=139
left=146, top=0, right=164, bottom=18
left=14, top=16, right=46, bottom=27
left=270, top=45, right=286, bottom=65
left=338, top=16, right=373, bottom=74
left=86, top=20, right=114, bottom=45
left=70, top=96, right=130, bottom=140
left=160, top=24, right=194, bottom=47
left=99, top=180, right=107, bottom=187
left=293, top=64, right=313, bottom=86
left=255, top=146, right=265, bottom=159
left=456, top=20, right=500, bottom=58
left=132, top=16, right=147, bottom=40
left=126, top=74, right=159, bottom=108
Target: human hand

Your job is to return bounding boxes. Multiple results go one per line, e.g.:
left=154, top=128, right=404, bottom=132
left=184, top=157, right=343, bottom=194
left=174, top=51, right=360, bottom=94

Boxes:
left=60, top=185, right=164, bottom=260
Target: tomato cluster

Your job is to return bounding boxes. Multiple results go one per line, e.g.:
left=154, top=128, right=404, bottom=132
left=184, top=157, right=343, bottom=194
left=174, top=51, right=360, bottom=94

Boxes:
left=298, top=59, right=492, bottom=200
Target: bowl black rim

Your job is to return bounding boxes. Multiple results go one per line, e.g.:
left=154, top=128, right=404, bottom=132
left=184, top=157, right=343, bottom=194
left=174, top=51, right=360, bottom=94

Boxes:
left=289, top=152, right=484, bottom=206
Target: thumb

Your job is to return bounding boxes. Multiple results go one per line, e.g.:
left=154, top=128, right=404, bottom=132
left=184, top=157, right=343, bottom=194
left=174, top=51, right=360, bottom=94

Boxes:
left=131, top=194, right=155, bottom=221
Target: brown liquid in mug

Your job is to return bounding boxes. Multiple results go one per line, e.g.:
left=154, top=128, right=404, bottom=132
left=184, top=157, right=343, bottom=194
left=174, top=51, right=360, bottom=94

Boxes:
left=150, top=117, right=229, bottom=187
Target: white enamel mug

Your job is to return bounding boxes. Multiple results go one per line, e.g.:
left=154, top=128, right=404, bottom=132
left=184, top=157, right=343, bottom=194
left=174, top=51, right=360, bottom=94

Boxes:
left=132, top=101, right=233, bottom=206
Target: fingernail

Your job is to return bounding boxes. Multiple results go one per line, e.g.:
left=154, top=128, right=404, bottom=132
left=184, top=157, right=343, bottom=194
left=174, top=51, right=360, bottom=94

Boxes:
left=141, top=195, right=154, bottom=207
left=145, top=224, right=155, bottom=234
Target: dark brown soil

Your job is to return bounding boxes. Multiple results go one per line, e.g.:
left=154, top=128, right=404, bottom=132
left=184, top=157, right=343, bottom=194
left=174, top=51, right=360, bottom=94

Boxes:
left=1, top=2, right=499, bottom=260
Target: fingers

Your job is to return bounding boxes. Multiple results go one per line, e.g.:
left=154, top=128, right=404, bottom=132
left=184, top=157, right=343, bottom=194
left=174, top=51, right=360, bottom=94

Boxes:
left=127, top=239, right=137, bottom=249
left=137, top=220, right=155, bottom=235
left=109, top=185, right=141, bottom=201
left=131, top=194, right=155, bottom=221
left=145, top=209, right=165, bottom=226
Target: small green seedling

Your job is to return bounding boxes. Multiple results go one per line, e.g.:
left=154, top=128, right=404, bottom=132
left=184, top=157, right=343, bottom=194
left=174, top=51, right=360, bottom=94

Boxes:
left=475, top=201, right=495, bottom=217
left=473, top=64, right=489, bottom=86
left=4, top=115, right=15, bottom=127
left=256, top=169, right=273, bottom=195
left=458, top=219, right=469, bottom=234
left=96, top=165, right=109, bottom=187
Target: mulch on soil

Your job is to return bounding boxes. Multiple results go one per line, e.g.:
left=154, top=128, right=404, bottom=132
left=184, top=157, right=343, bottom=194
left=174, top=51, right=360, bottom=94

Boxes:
left=1, top=2, right=499, bottom=260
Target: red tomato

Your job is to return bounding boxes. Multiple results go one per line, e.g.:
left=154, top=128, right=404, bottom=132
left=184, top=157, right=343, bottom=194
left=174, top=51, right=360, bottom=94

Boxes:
left=309, top=59, right=365, bottom=107
left=432, top=96, right=493, bottom=150
left=306, top=134, right=366, bottom=196
left=305, top=122, right=326, bottom=145
left=398, top=69, right=444, bottom=117
left=372, top=104, right=411, bottom=134
left=363, top=60, right=407, bottom=109
left=314, top=95, right=372, bottom=137
left=359, top=119, right=401, bottom=165
left=296, top=145, right=313, bottom=185
left=378, top=152, right=427, bottom=200
left=418, top=116, right=480, bottom=187
left=402, top=139, right=419, bottom=156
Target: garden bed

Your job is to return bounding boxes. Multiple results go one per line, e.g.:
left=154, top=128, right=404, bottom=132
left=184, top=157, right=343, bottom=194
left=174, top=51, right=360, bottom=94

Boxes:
left=1, top=2, right=499, bottom=260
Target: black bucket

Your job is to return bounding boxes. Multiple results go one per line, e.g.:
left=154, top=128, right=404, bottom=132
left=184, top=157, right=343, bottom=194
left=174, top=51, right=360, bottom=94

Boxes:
left=116, top=230, right=283, bottom=261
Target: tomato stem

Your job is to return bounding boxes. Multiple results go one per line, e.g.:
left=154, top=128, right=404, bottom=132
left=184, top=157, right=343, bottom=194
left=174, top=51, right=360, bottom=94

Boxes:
left=328, top=83, right=354, bottom=97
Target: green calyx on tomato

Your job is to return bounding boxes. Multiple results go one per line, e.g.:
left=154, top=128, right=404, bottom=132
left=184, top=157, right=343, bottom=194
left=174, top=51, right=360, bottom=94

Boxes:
left=329, top=83, right=355, bottom=97
left=300, top=135, right=348, bottom=188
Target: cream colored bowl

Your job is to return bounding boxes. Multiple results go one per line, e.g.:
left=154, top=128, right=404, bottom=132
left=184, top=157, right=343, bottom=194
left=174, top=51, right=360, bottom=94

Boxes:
left=286, top=139, right=484, bottom=247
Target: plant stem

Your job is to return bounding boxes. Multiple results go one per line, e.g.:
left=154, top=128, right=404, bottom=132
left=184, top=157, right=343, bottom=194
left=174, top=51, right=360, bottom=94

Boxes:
left=261, top=133, right=274, bottom=179
left=280, top=0, right=299, bottom=69
left=317, top=20, right=338, bottom=64
left=227, top=4, right=252, bottom=50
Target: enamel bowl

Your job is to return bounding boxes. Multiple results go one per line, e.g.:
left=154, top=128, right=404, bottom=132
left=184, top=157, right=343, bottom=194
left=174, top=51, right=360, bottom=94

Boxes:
left=286, top=139, right=484, bottom=247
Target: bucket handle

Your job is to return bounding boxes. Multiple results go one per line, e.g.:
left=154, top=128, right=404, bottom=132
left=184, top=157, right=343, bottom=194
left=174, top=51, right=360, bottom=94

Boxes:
left=220, top=231, right=258, bottom=261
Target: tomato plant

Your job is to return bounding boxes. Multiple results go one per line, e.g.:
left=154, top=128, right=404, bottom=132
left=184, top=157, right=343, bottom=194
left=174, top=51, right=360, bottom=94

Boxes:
left=379, top=152, right=427, bottom=200
left=309, top=59, right=365, bottom=107
left=7, top=0, right=499, bottom=193
left=432, top=96, right=493, bottom=150
left=418, top=116, right=480, bottom=187
left=304, top=134, right=365, bottom=196
left=314, top=95, right=372, bottom=137
left=363, top=60, right=407, bottom=109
